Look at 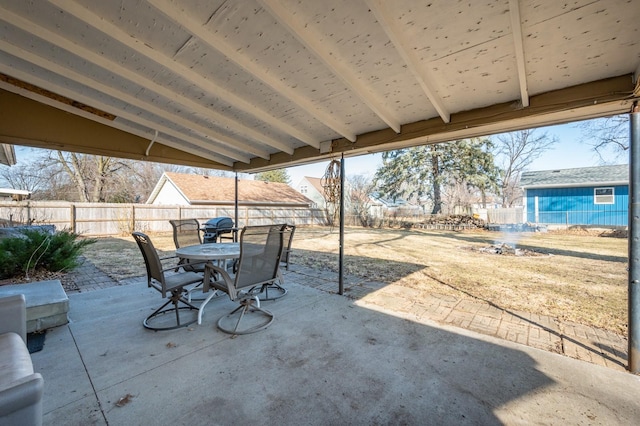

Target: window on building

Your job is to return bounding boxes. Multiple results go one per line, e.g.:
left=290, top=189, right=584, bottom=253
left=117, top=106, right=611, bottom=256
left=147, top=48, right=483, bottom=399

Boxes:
left=300, top=185, right=308, bottom=194
left=594, top=187, right=614, bottom=204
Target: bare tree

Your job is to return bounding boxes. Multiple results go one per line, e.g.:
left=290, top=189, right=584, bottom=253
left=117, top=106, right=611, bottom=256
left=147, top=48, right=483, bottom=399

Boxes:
left=346, top=175, right=375, bottom=227
left=42, top=152, right=129, bottom=202
left=577, top=115, right=629, bottom=163
left=494, top=129, right=558, bottom=207
left=0, top=162, right=48, bottom=194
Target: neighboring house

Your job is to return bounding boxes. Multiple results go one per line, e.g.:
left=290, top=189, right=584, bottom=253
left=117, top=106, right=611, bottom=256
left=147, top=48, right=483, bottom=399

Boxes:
left=147, top=172, right=312, bottom=207
left=0, top=188, right=30, bottom=201
left=294, top=177, right=326, bottom=208
left=294, top=177, right=423, bottom=218
left=520, top=165, right=628, bottom=227
left=369, top=193, right=421, bottom=217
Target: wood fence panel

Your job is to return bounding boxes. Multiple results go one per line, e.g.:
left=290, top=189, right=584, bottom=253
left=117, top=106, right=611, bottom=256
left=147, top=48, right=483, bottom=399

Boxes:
left=0, top=202, right=327, bottom=236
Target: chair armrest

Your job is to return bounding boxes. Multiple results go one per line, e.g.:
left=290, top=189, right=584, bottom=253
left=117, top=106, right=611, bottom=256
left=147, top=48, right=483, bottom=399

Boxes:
left=0, top=294, right=27, bottom=343
left=203, top=264, right=236, bottom=299
left=0, top=373, right=44, bottom=420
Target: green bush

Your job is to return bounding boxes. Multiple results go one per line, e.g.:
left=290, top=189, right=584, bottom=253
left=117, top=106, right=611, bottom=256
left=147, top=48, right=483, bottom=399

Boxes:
left=0, top=229, right=96, bottom=279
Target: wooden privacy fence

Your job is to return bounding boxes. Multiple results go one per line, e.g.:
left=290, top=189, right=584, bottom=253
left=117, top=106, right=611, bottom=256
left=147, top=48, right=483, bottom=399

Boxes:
left=485, top=207, right=524, bottom=225
left=0, top=201, right=327, bottom=236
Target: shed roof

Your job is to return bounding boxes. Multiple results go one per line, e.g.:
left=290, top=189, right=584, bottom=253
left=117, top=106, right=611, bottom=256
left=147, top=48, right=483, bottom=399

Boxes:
left=0, top=188, right=30, bottom=196
left=148, top=172, right=312, bottom=206
left=520, top=164, right=628, bottom=189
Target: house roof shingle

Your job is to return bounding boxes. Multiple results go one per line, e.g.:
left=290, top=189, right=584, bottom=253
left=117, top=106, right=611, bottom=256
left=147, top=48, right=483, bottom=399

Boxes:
left=520, top=165, right=628, bottom=189
left=150, top=172, right=311, bottom=206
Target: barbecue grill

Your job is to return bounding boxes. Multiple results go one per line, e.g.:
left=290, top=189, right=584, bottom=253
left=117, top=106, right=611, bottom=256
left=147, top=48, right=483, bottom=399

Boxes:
left=202, top=217, right=235, bottom=243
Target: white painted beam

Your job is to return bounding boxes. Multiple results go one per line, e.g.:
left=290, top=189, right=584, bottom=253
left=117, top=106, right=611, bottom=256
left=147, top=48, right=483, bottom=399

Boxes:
left=0, top=5, right=291, bottom=156
left=258, top=0, right=401, bottom=133
left=48, top=0, right=319, bottom=149
left=0, top=41, right=256, bottom=163
left=509, top=0, right=530, bottom=107
left=0, top=78, right=233, bottom=166
left=365, top=0, right=450, bottom=124
left=0, top=64, right=237, bottom=166
left=148, top=0, right=357, bottom=142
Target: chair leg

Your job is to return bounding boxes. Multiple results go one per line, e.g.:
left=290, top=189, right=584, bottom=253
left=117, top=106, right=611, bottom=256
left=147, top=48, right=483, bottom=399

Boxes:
left=144, top=290, right=199, bottom=331
left=217, top=296, right=274, bottom=335
left=258, top=282, right=287, bottom=301
left=258, top=269, right=288, bottom=301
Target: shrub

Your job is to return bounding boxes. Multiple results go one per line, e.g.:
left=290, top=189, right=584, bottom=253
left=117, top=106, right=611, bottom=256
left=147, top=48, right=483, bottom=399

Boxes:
left=0, top=229, right=96, bottom=279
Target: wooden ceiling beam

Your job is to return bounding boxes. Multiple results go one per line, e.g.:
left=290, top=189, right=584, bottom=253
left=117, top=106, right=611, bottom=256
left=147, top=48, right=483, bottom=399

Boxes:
left=509, top=0, right=530, bottom=107
left=259, top=0, right=401, bottom=133
left=0, top=88, right=228, bottom=169
left=49, top=0, right=319, bottom=150
left=365, top=0, right=451, bottom=124
left=148, top=0, right=357, bottom=142
left=0, top=5, right=284, bottom=158
left=0, top=42, right=248, bottom=164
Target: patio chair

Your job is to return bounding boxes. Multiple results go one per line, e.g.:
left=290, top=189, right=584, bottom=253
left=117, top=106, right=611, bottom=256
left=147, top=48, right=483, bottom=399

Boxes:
left=170, top=218, right=202, bottom=247
left=203, top=224, right=286, bottom=335
left=169, top=218, right=205, bottom=273
left=132, top=231, right=202, bottom=331
left=258, top=224, right=295, bottom=301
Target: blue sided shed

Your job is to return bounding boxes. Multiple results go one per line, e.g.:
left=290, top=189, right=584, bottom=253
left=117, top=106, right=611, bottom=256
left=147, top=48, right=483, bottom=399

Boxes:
left=520, top=165, right=628, bottom=227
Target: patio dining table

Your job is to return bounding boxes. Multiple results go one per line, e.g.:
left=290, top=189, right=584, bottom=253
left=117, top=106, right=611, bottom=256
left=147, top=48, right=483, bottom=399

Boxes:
left=176, top=242, right=240, bottom=324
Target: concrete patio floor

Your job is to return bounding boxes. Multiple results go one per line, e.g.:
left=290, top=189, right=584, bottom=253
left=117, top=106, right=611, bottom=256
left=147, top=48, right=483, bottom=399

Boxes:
left=32, top=270, right=640, bottom=425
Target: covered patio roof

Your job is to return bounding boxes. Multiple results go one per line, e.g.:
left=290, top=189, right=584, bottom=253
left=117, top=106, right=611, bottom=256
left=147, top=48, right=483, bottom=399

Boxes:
left=0, top=0, right=638, bottom=171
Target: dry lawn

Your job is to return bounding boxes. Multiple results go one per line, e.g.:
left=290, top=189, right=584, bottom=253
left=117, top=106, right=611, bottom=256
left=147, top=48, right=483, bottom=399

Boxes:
left=81, top=226, right=628, bottom=335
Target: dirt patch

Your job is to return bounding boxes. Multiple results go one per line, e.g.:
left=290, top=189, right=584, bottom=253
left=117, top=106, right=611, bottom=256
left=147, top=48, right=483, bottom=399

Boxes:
left=549, top=226, right=628, bottom=238
left=0, top=269, right=79, bottom=292
left=599, top=229, right=628, bottom=238
left=462, top=243, right=548, bottom=257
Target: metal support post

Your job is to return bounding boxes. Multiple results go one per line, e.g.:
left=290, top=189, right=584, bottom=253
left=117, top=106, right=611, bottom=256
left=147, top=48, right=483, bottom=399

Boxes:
left=234, top=172, right=239, bottom=228
left=629, top=102, right=640, bottom=373
left=339, top=154, right=345, bottom=296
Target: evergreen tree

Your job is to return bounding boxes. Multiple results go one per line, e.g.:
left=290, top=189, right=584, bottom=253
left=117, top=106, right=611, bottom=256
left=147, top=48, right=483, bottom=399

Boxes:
left=254, top=169, right=291, bottom=184
left=374, top=138, right=498, bottom=214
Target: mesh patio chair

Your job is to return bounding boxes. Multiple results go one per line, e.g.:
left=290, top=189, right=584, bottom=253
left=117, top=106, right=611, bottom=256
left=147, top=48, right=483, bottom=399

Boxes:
left=258, top=224, right=295, bottom=301
left=169, top=218, right=205, bottom=272
left=281, top=224, right=296, bottom=271
left=169, top=219, right=209, bottom=301
left=132, top=231, right=203, bottom=331
left=203, top=224, right=286, bottom=335
left=170, top=218, right=202, bottom=247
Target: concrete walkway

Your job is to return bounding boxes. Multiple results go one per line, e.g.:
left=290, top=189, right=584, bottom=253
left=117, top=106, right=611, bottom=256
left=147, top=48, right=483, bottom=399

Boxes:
left=66, top=256, right=629, bottom=372
left=33, top=271, right=640, bottom=425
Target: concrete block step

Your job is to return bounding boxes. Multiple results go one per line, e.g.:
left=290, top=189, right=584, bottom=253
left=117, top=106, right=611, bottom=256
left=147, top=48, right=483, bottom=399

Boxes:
left=0, top=280, right=68, bottom=332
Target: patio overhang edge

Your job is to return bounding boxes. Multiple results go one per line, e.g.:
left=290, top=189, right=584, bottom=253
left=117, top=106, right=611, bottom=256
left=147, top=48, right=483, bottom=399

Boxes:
left=236, top=74, right=637, bottom=173
left=0, top=88, right=231, bottom=170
